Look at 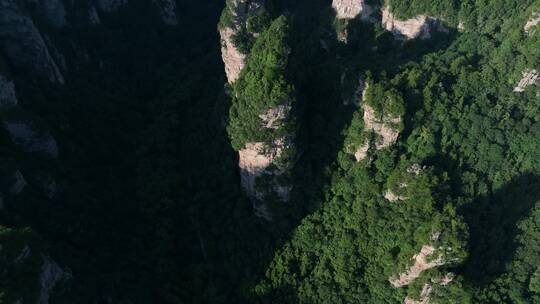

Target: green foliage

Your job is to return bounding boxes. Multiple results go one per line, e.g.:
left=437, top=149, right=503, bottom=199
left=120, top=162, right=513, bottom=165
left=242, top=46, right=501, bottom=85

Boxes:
left=218, top=0, right=236, bottom=30
left=364, top=81, right=406, bottom=118
left=478, top=201, right=540, bottom=303
left=3, top=0, right=540, bottom=303
left=227, top=15, right=294, bottom=151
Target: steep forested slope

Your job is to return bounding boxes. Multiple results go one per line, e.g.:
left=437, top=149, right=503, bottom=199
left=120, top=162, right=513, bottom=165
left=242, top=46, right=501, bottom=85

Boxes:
left=1, top=0, right=539, bottom=303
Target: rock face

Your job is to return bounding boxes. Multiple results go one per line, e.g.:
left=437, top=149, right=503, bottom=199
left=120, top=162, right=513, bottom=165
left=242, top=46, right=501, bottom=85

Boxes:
left=239, top=143, right=278, bottom=220
left=154, top=0, right=177, bottom=25
left=239, top=142, right=277, bottom=198
left=354, top=141, right=369, bottom=161
left=382, top=7, right=447, bottom=40
left=389, top=244, right=445, bottom=288
left=220, top=27, right=246, bottom=83
left=96, top=0, right=127, bottom=12
left=38, top=256, right=70, bottom=304
left=514, top=69, right=539, bottom=92
left=332, top=0, right=373, bottom=20
left=352, top=104, right=401, bottom=162
left=219, top=0, right=265, bottom=83
left=0, top=73, right=17, bottom=106
left=384, top=189, right=407, bottom=202
left=0, top=0, right=64, bottom=83
left=4, top=121, right=59, bottom=157
left=524, top=12, right=540, bottom=35
left=259, top=102, right=291, bottom=129
left=238, top=137, right=293, bottom=220
left=364, top=104, right=401, bottom=149
left=238, top=101, right=294, bottom=220
left=404, top=283, right=432, bottom=304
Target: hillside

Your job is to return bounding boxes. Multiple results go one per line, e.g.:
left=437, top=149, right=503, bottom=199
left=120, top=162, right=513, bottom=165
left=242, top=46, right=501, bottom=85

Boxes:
left=1, top=0, right=539, bottom=303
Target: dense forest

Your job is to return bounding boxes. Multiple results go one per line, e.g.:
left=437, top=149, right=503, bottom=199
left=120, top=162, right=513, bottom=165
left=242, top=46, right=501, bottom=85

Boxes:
left=0, top=0, right=539, bottom=303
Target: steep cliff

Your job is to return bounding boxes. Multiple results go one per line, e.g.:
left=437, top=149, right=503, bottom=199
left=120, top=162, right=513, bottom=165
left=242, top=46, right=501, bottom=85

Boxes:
left=382, top=7, right=447, bottom=40
left=332, top=0, right=373, bottom=20
left=345, top=80, right=404, bottom=162
left=219, top=0, right=267, bottom=83
left=227, top=16, right=296, bottom=219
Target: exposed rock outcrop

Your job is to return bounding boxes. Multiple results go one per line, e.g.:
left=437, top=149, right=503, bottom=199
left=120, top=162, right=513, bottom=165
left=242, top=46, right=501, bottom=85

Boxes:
left=352, top=104, right=401, bottom=162
left=514, top=69, right=539, bottom=92
left=0, top=73, right=17, bottom=106
left=364, top=104, right=401, bottom=149
left=404, top=283, right=433, bottom=304
left=390, top=244, right=445, bottom=288
left=354, top=141, right=369, bottom=161
left=220, top=27, right=246, bottom=83
left=219, top=0, right=265, bottom=83
left=96, top=0, right=127, bottom=13
left=4, top=121, right=59, bottom=157
left=238, top=137, right=293, bottom=220
left=382, top=7, right=447, bottom=40
left=332, top=0, right=373, bottom=20
left=0, top=0, right=64, bottom=83
left=239, top=142, right=277, bottom=199
left=154, top=0, right=177, bottom=25
left=259, top=102, right=291, bottom=129
left=38, top=256, right=71, bottom=304
left=524, top=12, right=540, bottom=35
left=384, top=189, right=407, bottom=202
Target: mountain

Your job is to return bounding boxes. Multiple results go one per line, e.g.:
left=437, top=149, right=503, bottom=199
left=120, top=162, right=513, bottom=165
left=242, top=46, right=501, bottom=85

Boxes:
left=1, top=0, right=539, bottom=303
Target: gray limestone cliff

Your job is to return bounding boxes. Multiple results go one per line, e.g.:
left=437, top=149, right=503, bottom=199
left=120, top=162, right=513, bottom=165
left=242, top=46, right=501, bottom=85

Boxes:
left=332, top=0, right=373, bottom=20
left=219, top=0, right=265, bottom=83
left=238, top=100, right=295, bottom=221
left=382, top=7, right=447, bottom=40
